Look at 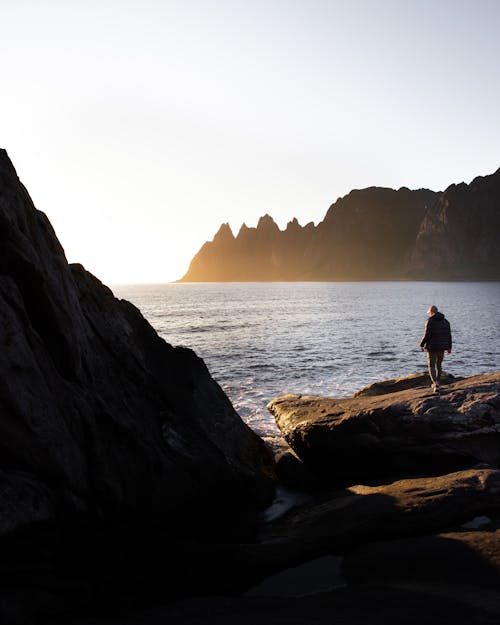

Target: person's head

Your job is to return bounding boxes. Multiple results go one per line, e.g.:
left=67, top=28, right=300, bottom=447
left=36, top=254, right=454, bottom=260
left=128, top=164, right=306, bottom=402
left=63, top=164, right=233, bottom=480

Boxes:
left=427, top=305, right=438, bottom=316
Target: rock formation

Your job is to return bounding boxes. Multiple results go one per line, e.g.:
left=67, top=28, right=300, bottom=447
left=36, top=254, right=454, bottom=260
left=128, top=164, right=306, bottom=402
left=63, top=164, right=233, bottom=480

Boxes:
left=261, top=468, right=500, bottom=551
left=0, top=149, right=275, bottom=620
left=268, top=372, right=500, bottom=486
left=60, top=468, right=500, bottom=624
left=179, top=168, right=500, bottom=281
left=311, top=186, right=437, bottom=280
left=68, top=372, right=499, bottom=623
left=182, top=215, right=317, bottom=281
left=411, top=167, right=500, bottom=279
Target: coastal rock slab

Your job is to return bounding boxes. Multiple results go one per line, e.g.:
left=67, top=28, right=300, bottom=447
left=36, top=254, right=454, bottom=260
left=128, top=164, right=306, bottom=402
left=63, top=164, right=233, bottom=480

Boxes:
left=268, top=372, right=500, bottom=484
left=353, top=371, right=461, bottom=397
left=81, top=471, right=499, bottom=625
left=262, top=469, right=500, bottom=552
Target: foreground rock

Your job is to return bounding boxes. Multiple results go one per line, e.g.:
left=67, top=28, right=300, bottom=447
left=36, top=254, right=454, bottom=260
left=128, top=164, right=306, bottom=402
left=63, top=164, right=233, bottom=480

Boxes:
left=0, top=150, right=275, bottom=620
left=59, top=583, right=500, bottom=625
left=342, top=526, right=500, bottom=589
left=57, top=470, right=500, bottom=624
left=261, top=468, right=500, bottom=551
left=268, top=372, right=500, bottom=485
left=153, top=470, right=499, bottom=601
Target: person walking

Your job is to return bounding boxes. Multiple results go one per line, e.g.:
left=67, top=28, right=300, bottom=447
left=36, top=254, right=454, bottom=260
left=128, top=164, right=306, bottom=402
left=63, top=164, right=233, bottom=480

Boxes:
left=420, top=305, right=452, bottom=393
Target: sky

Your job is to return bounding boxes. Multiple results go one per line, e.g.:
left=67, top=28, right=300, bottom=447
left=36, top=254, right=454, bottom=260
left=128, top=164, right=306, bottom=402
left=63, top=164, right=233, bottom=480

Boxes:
left=1, top=0, right=499, bottom=284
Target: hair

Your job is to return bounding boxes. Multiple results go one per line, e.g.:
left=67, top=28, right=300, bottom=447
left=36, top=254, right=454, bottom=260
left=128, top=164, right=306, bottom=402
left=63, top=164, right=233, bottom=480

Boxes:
left=429, top=305, right=438, bottom=313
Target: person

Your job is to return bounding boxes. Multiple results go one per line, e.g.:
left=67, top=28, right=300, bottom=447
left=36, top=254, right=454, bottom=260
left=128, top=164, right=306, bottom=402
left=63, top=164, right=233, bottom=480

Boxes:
left=420, top=305, right=452, bottom=393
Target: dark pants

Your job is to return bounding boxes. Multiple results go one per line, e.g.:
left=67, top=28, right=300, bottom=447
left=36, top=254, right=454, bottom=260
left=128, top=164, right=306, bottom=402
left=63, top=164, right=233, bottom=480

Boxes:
left=427, top=350, right=444, bottom=384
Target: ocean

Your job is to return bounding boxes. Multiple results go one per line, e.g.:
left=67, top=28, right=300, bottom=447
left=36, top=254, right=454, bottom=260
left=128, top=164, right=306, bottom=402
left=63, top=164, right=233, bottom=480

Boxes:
left=112, top=282, right=500, bottom=448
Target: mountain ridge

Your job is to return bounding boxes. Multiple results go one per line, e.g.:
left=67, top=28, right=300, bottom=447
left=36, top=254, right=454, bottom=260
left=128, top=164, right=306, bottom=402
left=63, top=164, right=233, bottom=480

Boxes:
left=179, top=169, right=500, bottom=281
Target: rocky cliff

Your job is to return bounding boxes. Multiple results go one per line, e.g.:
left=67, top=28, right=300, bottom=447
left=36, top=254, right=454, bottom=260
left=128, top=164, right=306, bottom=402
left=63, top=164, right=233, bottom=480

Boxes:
left=0, top=149, right=275, bottom=620
left=179, top=168, right=500, bottom=281
left=411, top=168, right=500, bottom=279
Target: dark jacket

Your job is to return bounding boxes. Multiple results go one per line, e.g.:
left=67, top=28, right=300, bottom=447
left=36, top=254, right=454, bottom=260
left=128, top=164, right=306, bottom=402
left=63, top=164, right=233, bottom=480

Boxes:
left=420, top=312, right=452, bottom=351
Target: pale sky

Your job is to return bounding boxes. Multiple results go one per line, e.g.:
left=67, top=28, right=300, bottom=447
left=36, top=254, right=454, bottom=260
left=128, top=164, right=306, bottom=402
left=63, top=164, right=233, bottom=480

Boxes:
left=1, top=0, right=499, bottom=283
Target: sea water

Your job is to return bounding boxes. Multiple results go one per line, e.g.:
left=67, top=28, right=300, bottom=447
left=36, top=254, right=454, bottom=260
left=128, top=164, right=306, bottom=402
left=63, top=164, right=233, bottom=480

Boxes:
left=112, top=282, right=500, bottom=448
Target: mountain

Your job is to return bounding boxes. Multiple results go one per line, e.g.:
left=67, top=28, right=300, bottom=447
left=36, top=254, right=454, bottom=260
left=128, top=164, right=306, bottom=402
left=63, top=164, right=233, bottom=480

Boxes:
left=410, top=168, right=500, bottom=279
left=179, top=169, right=500, bottom=281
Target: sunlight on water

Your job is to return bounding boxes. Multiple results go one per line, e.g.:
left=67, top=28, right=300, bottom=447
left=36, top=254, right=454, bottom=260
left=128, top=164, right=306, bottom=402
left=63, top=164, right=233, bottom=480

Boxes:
left=113, top=282, right=500, bottom=445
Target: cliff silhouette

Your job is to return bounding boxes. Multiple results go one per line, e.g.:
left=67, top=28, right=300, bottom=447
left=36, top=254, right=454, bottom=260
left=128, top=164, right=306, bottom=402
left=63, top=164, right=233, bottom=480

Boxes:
left=180, top=168, right=500, bottom=281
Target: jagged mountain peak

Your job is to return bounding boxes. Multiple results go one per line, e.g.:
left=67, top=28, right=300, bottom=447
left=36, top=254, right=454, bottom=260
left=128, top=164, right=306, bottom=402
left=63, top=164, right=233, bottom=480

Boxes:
left=256, top=214, right=279, bottom=231
left=179, top=167, right=500, bottom=281
left=286, top=217, right=300, bottom=231
left=213, top=222, right=234, bottom=242
left=237, top=223, right=250, bottom=237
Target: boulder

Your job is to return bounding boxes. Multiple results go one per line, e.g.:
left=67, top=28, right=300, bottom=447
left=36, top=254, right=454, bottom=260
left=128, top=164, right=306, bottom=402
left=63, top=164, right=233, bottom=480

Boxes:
left=273, top=442, right=320, bottom=492
left=268, top=372, right=500, bottom=485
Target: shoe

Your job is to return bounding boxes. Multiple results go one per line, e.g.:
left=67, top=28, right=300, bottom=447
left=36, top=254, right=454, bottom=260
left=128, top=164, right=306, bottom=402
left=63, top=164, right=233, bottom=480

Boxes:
left=433, top=383, right=440, bottom=393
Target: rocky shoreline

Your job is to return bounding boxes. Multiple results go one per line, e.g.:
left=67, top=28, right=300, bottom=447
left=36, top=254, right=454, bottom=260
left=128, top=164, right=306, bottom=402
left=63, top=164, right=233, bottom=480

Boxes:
left=0, top=149, right=499, bottom=624
left=268, top=371, right=500, bottom=489
left=59, top=371, right=500, bottom=624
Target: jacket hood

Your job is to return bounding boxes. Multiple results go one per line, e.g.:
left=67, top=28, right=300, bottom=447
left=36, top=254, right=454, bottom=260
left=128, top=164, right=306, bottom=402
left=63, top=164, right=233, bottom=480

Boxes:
left=432, top=312, right=445, bottom=321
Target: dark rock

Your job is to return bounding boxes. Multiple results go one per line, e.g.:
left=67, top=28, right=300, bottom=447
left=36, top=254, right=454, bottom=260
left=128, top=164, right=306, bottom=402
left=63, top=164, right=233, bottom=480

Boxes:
left=411, top=167, right=500, bottom=279
left=60, top=470, right=500, bottom=613
left=0, top=149, right=276, bottom=618
left=57, top=579, right=500, bottom=625
left=268, top=372, right=500, bottom=484
left=340, top=526, right=500, bottom=619
left=178, top=470, right=499, bottom=599
left=261, top=468, right=500, bottom=552
left=342, top=528, right=500, bottom=589
left=273, top=443, right=320, bottom=492
left=244, top=555, right=344, bottom=596
left=313, top=186, right=437, bottom=280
